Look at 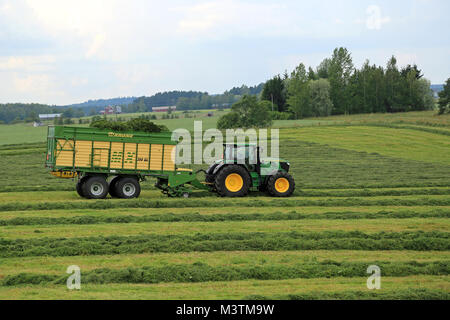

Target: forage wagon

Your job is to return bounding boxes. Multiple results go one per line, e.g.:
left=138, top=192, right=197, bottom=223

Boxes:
left=45, top=126, right=295, bottom=199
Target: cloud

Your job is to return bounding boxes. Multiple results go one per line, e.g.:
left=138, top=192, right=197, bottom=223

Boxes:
left=0, top=72, right=65, bottom=104
left=176, top=0, right=300, bottom=39
left=71, top=77, right=89, bottom=87
left=0, top=2, right=11, bottom=13
left=0, top=0, right=448, bottom=104
left=85, top=33, right=107, bottom=59
left=0, top=55, right=55, bottom=72
left=13, top=74, right=52, bottom=93
left=366, top=5, right=391, bottom=30
left=24, top=0, right=116, bottom=59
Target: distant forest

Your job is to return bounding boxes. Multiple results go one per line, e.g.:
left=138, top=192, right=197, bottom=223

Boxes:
left=257, top=48, right=438, bottom=119
left=0, top=84, right=264, bottom=123
left=125, top=84, right=264, bottom=113
left=66, top=97, right=136, bottom=112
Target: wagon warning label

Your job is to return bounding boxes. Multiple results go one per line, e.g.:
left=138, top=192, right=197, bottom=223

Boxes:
left=111, top=151, right=123, bottom=164
left=125, top=151, right=135, bottom=164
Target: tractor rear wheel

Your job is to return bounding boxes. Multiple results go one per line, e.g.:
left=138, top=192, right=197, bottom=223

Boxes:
left=115, top=177, right=141, bottom=199
left=267, top=172, right=295, bottom=197
left=82, top=176, right=109, bottom=199
left=215, top=165, right=251, bottom=197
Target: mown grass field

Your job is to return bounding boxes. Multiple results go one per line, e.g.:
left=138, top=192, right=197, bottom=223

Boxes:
left=0, top=111, right=449, bottom=299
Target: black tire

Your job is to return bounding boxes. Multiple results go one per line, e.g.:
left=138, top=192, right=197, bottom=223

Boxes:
left=109, top=176, right=121, bottom=198
left=215, top=165, right=251, bottom=197
left=82, top=176, right=109, bottom=199
left=267, top=172, right=295, bottom=197
left=205, top=174, right=215, bottom=183
left=205, top=164, right=218, bottom=183
left=115, top=177, right=141, bottom=199
left=76, top=176, right=88, bottom=198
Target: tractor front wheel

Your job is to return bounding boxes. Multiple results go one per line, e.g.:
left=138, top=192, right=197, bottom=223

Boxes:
left=267, top=172, right=295, bottom=197
left=215, top=165, right=251, bottom=197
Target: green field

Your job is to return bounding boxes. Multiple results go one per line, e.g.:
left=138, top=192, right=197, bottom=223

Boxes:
left=0, top=111, right=449, bottom=299
left=6, top=110, right=448, bottom=146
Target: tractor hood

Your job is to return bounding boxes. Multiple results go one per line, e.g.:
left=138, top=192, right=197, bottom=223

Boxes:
left=211, top=157, right=289, bottom=165
left=260, top=157, right=289, bottom=164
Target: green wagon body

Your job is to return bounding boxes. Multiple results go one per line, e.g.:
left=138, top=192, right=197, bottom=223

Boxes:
left=45, top=126, right=202, bottom=196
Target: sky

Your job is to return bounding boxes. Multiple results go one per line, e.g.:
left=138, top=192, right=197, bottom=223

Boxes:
left=0, top=0, right=449, bottom=105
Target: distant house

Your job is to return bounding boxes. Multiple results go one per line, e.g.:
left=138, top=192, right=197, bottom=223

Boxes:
left=39, top=114, right=62, bottom=120
left=152, top=106, right=176, bottom=112
left=100, top=106, right=122, bottom=115
left=212, top=103, right=232, bottom=109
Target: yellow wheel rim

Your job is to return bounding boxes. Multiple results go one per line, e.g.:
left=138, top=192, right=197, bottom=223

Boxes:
left=225, top=173, right=244, bottom=192
left=275, top=177, right=290, bottom=193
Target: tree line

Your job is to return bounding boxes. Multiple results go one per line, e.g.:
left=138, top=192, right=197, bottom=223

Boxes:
left=125, top=84, right=264, bottom=112
left=0, top=103, right=56, bottom=124
left=217, top=47, right=444, bottom=129
left=0, top=103, right=89, bottom=124
left=90, top=118, right=168, bottom=133
left=259, top=47, right=436, bottom=119
left=438, top=78, right=450, bottom=115
left=0, top=83, right=264, bottom=124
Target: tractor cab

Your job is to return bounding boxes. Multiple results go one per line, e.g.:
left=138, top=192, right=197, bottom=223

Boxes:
left=223, top=143, right=258, bottom=165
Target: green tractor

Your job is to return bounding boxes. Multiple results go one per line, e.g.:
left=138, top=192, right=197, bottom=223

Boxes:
left=205, top=143, right=295, bottom=197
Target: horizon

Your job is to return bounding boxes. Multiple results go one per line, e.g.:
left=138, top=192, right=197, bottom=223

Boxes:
left=0, top=0, right=449, bottom=105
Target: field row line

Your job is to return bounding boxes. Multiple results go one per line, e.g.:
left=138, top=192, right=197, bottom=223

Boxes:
left=244, top=288, right=450, bottom=300
left=1, top=276, right=447, bottom=300
left=2, top=185, right=450, bottom=194
left=1, top=231, right=449, bottom=257
left=4, top=187, right=450, bottom=197
left=1, top=250, right=448, bottom=275
left=0, top=197, right=449, bottom=212
left=0, top=209, right=448, bottom=226
left=2, top=260, right=448, bottom=287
